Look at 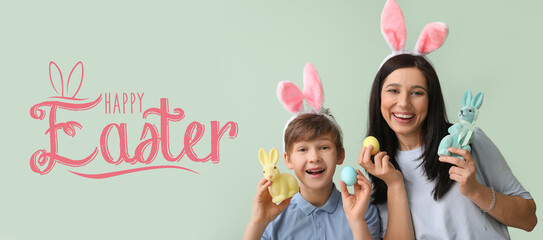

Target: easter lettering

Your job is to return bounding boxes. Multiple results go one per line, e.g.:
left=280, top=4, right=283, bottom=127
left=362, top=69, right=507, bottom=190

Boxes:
left=100, top=98, right=239, bottom=165
left=30, top=95, right=239, bottom=177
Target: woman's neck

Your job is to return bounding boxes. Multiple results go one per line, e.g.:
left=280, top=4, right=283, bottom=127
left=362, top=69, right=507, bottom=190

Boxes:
left=396, top=132, right=422, bottom=151
left=299, top=182, right=334, bottom=208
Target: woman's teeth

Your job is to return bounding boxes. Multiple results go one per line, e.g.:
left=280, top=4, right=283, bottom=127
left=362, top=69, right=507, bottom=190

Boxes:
left=394, top=113, right=414, bottom=119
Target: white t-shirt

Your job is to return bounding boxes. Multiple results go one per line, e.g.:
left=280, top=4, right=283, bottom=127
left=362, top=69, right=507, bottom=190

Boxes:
left=377, top=128, right=532, bottom=240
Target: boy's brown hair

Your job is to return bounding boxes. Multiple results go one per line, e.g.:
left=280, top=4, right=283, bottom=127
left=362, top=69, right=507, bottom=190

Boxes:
left=284, top=113, right=343, bottom=158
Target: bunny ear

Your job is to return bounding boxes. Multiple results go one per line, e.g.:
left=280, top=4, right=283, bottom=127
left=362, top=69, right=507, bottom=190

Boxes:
left=67, top=62, right=84, bottom=98
left=302, top=63, right=323, bottom=112
left=49, top=61, right=64, bottom=97
left=270, top=148, right=278, bottom=166
left=381, top=0, right=406, bottom=52
left=415, top=22, right=448, bottom=55
left=258, top=148, right=269, bottom=166
left=277, top=81, right=304, bottom=113
left=462, top=90, right=473, bottom=107
left=472, top=92, right=484, bottom=109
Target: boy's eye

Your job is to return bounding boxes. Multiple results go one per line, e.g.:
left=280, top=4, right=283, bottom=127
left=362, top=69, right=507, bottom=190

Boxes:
left=297, top=148, right=306, bottom=152
left=320, top=146, right=330, bottom=150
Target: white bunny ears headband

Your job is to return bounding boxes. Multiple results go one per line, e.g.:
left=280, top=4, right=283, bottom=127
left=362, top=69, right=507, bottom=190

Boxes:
left=380, top=0, right=449, bottom=67
left=276, top=63, right=341, bottom=152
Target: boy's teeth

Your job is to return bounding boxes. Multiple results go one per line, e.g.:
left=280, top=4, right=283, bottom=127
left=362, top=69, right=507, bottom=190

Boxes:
left=306, top=169, right=325, bottom=174
left=394, top=113, right=414, bottom=119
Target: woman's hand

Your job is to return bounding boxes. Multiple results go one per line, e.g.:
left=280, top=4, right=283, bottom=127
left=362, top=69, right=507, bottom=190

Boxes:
left=358, top=145, right=403, bottom=187
left=438, top=147, right=482, bottom=197
left=358, top=145, right=414, bottom=240
left=439, top=147, right=537, bottom=231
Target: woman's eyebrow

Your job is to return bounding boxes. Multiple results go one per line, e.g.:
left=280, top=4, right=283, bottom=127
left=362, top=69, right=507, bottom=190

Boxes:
left=412, top=85, right=428, bottom=91
left=384, top=83, right=400, bottom=88
left=384, top=83, right=427, bottom=92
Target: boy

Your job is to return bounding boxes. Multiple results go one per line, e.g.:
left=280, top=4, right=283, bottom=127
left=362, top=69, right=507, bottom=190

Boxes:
left=243, top=113, right=413, bottom=240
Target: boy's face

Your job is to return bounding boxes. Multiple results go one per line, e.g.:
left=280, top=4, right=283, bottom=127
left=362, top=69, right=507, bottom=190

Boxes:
left=284, top=135, right=344, bottom=193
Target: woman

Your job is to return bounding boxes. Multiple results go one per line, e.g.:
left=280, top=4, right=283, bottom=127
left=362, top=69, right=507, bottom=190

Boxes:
left=364, top=54, right=537, bottom=239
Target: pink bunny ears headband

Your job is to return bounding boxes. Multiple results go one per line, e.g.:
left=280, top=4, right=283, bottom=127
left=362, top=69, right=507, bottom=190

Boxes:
left=277, top=63, right=323, bottom=114
left=276, top=63, right=340, bottom=151
left=380, top=0, right=448, bottom=67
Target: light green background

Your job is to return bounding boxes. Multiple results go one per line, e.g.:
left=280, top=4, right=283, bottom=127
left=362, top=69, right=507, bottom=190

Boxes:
left=1, top=0, right=541, bottom=239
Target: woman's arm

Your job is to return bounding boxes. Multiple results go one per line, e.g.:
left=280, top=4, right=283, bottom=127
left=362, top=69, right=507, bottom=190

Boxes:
left=468, top=183, right=537, bottom=231
left=359, top=146, right=415, bottom=240
left=440, top=147, right=537, bottom=231
left=384, top=179, right=414, bottom=240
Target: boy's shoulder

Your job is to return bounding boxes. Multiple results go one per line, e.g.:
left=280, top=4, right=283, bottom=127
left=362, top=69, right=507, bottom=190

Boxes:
left=263, top=189, right=353, bottom=239
left=268, top=188, right=342, bottom=224
left=263, top=187, right=382, bottom=240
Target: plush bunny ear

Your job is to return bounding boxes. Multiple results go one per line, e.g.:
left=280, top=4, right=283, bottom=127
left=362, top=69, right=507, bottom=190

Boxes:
left=472, top=92, right=484, bottom=109
left=270, top=148, right=279, bottom=166
left=258, top=148, right=269, bottom=167
left=462, top=90, right=473, bottom=107
left=67, top=61, right=84, bottom=98
left=415, top=22, right=448, bottom=55
left=302, top=63, right=323, bottom=112
left=277, top=81, right=304, bottom=113
left=381, top=0, right=406, bottom=52
left=49, top=61, right=64, bottom=97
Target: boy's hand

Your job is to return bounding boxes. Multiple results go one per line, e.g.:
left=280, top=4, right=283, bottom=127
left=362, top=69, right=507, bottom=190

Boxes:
left=340, top=169, right=371, bottom=223
left=250, top=178, right=292, bottom=225
left=358, top=146, right=403, bottom=187
left=243, top=178, right=292, bottom=240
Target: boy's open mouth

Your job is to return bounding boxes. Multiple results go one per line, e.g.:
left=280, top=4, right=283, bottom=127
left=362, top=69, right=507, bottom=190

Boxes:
left=306, top=169, right=325, bottom=175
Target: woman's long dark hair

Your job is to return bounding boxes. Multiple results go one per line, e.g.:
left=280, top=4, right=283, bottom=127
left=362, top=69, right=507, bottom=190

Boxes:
left=368, top=54, right=453, bottom=204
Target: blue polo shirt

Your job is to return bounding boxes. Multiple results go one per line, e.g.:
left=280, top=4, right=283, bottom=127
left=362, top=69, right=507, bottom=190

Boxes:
left=262, top=185, right=381, bottom=240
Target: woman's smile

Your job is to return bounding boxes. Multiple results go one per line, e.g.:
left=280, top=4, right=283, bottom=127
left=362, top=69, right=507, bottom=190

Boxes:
left=392, top=112, right=416, bottom=123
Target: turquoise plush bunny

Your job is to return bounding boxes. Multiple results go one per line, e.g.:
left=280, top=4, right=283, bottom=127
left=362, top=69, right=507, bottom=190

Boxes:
left=438, top=90, right=484, bottom=158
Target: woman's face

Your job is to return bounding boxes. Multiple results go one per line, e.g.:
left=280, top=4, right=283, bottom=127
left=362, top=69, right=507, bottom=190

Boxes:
left=380, top=67, right=429, bottom=140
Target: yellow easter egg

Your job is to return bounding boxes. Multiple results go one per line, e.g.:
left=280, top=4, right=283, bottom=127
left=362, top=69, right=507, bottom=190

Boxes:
left=363, top=136, right=380, bottom=155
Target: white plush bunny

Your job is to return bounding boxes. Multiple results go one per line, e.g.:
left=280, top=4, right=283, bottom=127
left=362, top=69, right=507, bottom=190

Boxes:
left=258, top=148, right=299, bottom=203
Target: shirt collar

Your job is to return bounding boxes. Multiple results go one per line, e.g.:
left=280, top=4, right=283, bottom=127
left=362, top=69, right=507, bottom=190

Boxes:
left=294, top=184, right=341, bottom=216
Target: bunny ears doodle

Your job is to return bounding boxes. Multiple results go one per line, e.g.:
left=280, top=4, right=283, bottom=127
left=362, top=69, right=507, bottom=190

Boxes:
left=49, top=61, right=86, bottom=100
left=380, top=0, right=449, bottom=66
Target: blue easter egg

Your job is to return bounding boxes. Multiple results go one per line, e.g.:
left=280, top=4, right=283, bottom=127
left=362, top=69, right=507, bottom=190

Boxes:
left=341, top=166, right=357, bottom=186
